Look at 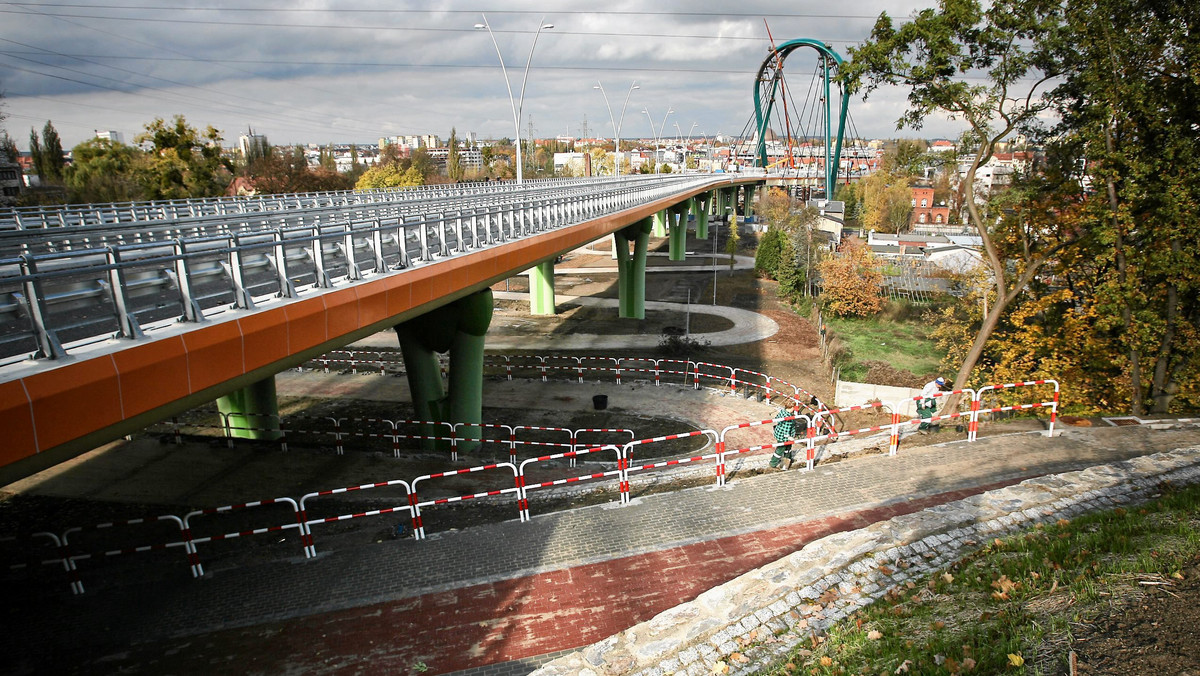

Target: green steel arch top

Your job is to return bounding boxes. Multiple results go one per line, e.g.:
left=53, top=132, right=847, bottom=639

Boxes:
left=753, top=38, right=849, bottom=198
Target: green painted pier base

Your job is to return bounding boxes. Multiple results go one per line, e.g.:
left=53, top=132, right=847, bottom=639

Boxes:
left=217, top=377, right=281, bottom=440
left=744, top=185, right=756, bottom=219
left=614, top=216, right=652, bottom=319
left=529, top=260, right=556, bottom=315
left=652, top=210, right=668, bottom=238
left=692, top=192, right=712, bottom=240
left=668, top=202, right=690, bottom=261
left=394, top=289, right=494, bottom=452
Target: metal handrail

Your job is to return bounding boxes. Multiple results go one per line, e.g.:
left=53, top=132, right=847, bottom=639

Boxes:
left=0, top=174, right=732, bottom=366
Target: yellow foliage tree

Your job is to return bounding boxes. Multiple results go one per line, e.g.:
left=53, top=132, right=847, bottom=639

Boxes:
left=354, top=164, right=424, bottom=191
left=817, top=237, right=883, bottom=317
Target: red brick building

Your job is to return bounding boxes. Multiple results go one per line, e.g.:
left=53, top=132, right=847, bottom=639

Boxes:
left=910, top=186, right=950, bottom=227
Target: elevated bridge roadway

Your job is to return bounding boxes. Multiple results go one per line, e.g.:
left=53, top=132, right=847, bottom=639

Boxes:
left=0, top=173, right=766, bottom=484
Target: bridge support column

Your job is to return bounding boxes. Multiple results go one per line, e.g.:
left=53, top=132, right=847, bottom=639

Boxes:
left=651, top=210, right=668, bottom=238
left=692, top=192, right=712, bottom=240
left=715, top=188, right=729, bottom=218
left=667, top=202, right=690, bottom=262
left=394, top=289, right=493, bottom=453
left=614, top=217, right=652, bottom=319
left=744, top=185, right=756, bottom=220
left=528, top=260, right=556, bottom=315
left=217, top=377, right=281, bottom=440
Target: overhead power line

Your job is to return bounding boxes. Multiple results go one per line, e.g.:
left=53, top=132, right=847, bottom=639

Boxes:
left=0, top=8, right=866, bottom=42
left=3, top=3, right=883, bottom=20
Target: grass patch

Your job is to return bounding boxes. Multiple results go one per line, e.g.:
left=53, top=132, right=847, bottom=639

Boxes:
left=824, top=309, right=945, bottom=382
left=765, top=481, right=1200, bottom=675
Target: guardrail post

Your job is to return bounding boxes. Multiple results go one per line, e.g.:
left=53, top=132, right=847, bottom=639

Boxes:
left=18, top=254, right=66, bottom=359
left=224, top=235, right=255, bottom=309
left=104, top=246, right=146, bottom=340
left=273, top=229, right=298, bottom=298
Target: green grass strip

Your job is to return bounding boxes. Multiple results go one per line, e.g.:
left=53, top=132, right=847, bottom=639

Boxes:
left=764, top=480, right=1200, bottom=675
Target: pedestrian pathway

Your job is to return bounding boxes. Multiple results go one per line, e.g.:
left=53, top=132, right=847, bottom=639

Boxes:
left=350, top=291, right=778, bottom=351
left=8, top=425, right=1200, bottom=675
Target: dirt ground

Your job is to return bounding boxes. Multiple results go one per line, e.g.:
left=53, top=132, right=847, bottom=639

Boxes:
left=1069, top=554, right=1200, bottom=675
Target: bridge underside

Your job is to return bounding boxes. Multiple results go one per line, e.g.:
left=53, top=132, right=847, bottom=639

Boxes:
left=0, top=179, right=761, bottom=485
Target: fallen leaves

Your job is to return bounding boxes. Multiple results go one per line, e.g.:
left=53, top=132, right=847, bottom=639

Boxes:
left=819, top=655, right=834, bottom=667
left=710, top=660, right=729, bottom=674
left=1007, top=653, right=1025, bottom=667
left=730, top=652, right=749, bottom=664
left=867, top=630, right=884, bottom=640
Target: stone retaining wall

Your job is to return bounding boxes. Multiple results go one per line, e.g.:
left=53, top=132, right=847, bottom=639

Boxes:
left=531, top=446, right=1200, bottom=676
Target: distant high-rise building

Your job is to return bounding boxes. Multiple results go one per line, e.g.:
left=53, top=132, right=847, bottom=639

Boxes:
left=238, top=129, right=269, bottom=156
left=95, top=130, right=124, bottom=144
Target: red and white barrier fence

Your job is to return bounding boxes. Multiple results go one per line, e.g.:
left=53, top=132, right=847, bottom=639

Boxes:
left=5, top=373, right=1060, bottom=594
left=300, top=479, right=413, bottom=557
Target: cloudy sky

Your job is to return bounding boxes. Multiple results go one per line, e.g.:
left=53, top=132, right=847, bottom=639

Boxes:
left=0, top=1, right=967, bottom=151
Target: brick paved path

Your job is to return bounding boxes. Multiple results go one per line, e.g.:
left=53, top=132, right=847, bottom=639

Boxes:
left=7, top=425, right=1199, bottom=676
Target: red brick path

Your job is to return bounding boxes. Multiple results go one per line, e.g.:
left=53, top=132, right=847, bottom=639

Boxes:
left=121, top=478, right=1026, bottom=675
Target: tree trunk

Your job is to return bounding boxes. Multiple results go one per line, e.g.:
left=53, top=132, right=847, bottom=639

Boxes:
left=1149, top=242, right=1180, bottom=414
left=1105, top=125, right=1143, bottom=415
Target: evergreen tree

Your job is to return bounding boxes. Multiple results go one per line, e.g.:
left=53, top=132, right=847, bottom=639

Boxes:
left=29, top=127, right=44, bottom=181
left=40, top=121, right=65, bottom=183
left=447, top=128, right=463, bottom=181
left=0, top=133, right=17, bottom=163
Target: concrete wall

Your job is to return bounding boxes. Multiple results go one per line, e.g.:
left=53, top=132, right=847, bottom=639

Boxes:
left=834, top=380, right=922, bottom=417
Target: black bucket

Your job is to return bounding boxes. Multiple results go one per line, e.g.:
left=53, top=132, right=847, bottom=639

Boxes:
left=592, top=394, right=608, bottom=410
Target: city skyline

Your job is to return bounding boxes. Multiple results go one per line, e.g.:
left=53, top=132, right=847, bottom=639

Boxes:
left=2, top=1, right=977, bottom=151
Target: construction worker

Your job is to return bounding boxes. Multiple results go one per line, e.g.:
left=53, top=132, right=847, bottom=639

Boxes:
left=918, top=376, right=948, bottom=433
left=770, top=406, right=797, bottom=468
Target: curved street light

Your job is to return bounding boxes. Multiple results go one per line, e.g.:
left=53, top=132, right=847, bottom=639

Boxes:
left=641, top=106, right=674, bottom=174
left=475, top=14, right=554, bottom=184
left=593, top=81, right=639, bottom=177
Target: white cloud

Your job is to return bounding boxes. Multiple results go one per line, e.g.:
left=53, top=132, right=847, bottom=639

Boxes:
left=0, top=1, right=969, bottom=150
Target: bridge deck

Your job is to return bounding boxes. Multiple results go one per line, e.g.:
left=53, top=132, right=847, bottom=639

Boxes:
left=0, top=176, right=761, bottom=484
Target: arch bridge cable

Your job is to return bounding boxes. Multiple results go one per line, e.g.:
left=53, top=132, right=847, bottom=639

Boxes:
left=747, top=38, right=850, bottom=199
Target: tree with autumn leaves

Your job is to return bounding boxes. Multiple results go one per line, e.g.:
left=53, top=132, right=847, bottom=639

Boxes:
left=842, top=0, right=1199, bottom=414
left=817, top=237, right=884, bottom=318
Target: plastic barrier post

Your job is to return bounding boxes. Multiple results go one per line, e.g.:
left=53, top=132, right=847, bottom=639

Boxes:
left=618, top=449, right=630, bottom=504
left=715, top=440, right=726, bottom=486
left=805, top=422, right=817, bottom=471
left=968, top=397, right=981, bottom=442
left=409, top=493, right=424, bottom=540
left=888, top=405, right=901, bottom=456
left=1050, top=386, right=1060, bottom=436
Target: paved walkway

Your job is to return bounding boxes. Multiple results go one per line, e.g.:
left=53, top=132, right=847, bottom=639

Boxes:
left=7, top=424, right=1200, bottom=675
left=351, top=291, right=778, bottom=351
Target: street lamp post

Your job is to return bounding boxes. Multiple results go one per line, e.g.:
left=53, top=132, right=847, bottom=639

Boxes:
left=475, top=14, right=554, bottom=184
left=641, top=106, right=673, bottom=173
left=593, top=81, right=639, bottom=177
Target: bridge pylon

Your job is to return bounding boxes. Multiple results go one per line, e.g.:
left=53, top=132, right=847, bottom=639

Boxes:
left=394, top=289, right=494, bottom=453
left=614, top=216, right=653, bottom=319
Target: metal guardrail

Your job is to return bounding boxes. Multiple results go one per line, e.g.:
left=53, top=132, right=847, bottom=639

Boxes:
left=0, top=175, right=725, bottom=365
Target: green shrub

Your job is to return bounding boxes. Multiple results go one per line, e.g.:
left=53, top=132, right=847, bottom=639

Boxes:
left=754, top=228, right=784, bottom=276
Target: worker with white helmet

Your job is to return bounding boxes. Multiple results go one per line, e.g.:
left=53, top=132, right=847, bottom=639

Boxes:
left=918, top=376, right=948, bottom=433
